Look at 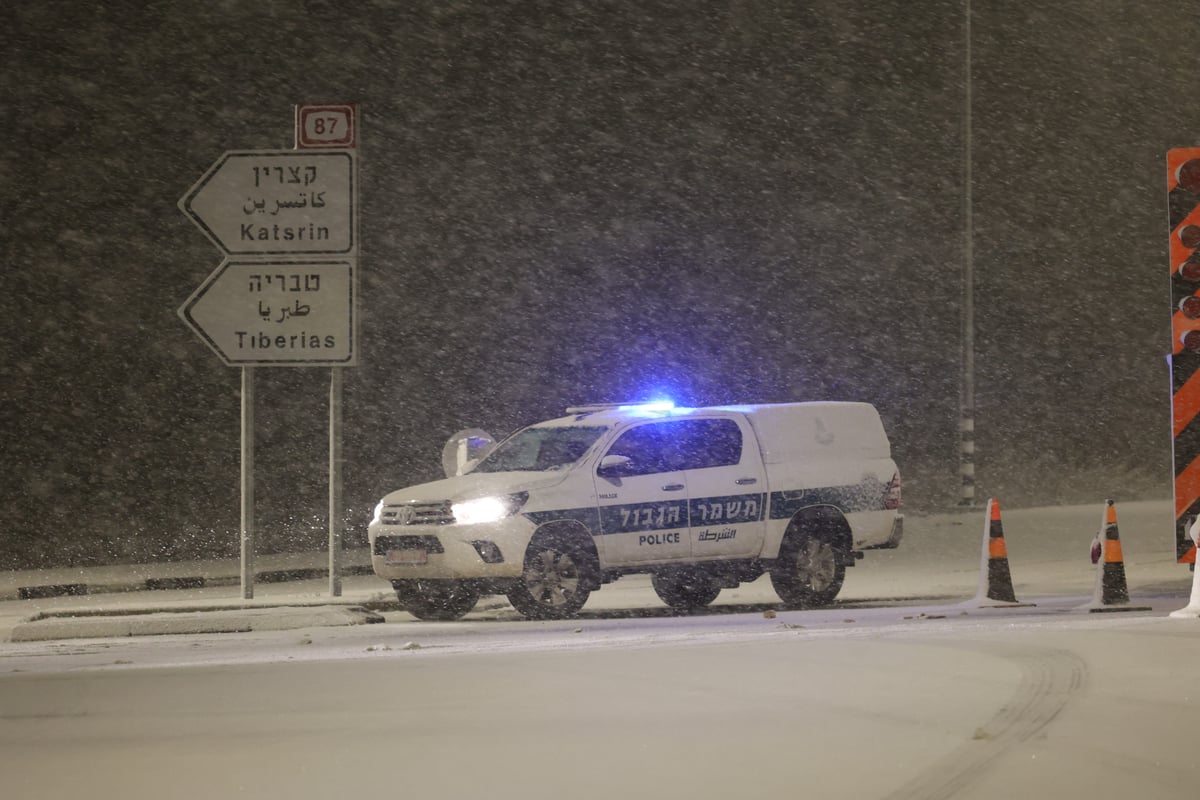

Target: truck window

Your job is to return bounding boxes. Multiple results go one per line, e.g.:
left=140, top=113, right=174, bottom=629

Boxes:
left=673, top=418, right=743, bottom=470
left=604, top=418, right=742, bottom=475
left=604, top=421, right=683, bottom=476
left=473, top=426, right=607, bottom=472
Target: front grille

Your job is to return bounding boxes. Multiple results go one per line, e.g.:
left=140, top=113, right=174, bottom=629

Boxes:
left=379, top=501, right=454, bottom=526
left=374, top=535, right=446, bottom=556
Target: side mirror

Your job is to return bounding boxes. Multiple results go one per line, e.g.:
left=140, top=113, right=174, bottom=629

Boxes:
left=597, top=454, right=633, bottom=479
left=442, top=429, right=496, bottom=478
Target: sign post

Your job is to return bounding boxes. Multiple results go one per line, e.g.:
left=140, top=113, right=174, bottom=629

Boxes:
left=179, top=105, right=359, bottom=599
left=241, top=367, right=255, bottom=594
left=294, top=103, right=360, bottom=598
left=328, top=366, right=344, bottom=596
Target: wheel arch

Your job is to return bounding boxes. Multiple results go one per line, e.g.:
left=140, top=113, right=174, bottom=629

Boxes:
left=782, top=504, right=852, bottom=555
left=530, top=518, right=599, bottom=558
left=528, top=518, right=602, bottom=586
left=770, top=504, right=852, bottom=608
left=507, top=518, right=601, bottom=619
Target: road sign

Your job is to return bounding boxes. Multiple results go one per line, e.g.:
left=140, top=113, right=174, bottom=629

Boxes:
left=178, top=260, right=355, bottom=366
left=179, top=150, right=355, bottom=256
left=296, top=104, right=357, bottom=148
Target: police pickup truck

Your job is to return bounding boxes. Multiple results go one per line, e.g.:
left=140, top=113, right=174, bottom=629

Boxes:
left=368, top=401, right=903, bottom=620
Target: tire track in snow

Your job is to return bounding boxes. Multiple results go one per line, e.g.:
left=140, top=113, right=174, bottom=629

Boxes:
left=880, top=643, right=1087, bottom=800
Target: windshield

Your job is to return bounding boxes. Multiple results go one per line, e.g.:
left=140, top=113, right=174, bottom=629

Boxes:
left=471, top=425, right=607, bottom=473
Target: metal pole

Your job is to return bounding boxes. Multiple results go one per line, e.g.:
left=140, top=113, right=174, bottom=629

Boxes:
left=329, top=366, right=344, bottom=596
left=959, top=0, right=977, bottom=507
left=241, top=366, right=255, bottom=599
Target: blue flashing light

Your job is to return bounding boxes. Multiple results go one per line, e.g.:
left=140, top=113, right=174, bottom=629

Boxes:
left=566, top=398, right=683, bottom=416
left=632, top=400, right=675, bottom=412
left=616, top=399, right=677, bottom=414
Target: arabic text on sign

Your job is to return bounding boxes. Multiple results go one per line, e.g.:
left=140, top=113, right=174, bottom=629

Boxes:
left=258, top=299, right=313, bottom=324
left=241, top=192, right=328, bottom=215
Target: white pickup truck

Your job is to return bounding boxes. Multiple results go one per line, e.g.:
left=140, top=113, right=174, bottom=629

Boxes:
left=368, top=401, right=902, bottom=620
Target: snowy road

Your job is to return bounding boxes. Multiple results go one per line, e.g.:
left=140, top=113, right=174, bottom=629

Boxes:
left=2, top=501, right=1197, bottom=799
left=1, top=596, right=1196, bottom=800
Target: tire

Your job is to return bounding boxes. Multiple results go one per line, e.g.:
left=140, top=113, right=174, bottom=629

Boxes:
left=506, top=531, right=598, bottom=620
left=651, top=568, right=721, bottom=610
left=770, top=531, right=846, bottom=608
left=394, top=580, right=480, bottom=621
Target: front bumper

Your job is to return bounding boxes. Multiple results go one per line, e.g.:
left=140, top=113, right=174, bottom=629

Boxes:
left=368, top=516, right=532, bottom=581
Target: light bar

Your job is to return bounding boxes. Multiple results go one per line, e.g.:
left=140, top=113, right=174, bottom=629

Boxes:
left=566, top=400, right=677, bottom=414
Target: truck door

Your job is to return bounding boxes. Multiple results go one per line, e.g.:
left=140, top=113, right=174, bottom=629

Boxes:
left=593, top=420, right=691, bottom=566
left=680, top=416, right=767, bottom=559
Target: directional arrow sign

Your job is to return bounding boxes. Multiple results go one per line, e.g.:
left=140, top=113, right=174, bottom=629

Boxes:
left=179, top=260, right=355, bottom=366
left=180, top=150, right=355, bottom=256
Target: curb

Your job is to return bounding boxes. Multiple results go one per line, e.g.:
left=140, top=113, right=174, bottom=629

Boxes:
left=17, top=583, right=90, bottom=600
left=9, top=605, right=388, bottom=642
left=7, top=564, right=377, bottom=602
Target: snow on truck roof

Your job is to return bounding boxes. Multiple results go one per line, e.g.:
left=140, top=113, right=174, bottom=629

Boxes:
left=541, top=401, right=891, bottom=460
left=557, top=400, right=875, bottom=420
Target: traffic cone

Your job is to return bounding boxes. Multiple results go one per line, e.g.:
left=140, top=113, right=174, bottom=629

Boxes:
left=1169, top=516, right=1200, bottom=619
left=1086, top=500, right=1150, bottom=613
left=973, top=498, right=1027, bottom=606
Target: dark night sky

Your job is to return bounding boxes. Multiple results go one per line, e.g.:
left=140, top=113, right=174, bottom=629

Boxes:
left=2, top=1, right=1196, bottom=567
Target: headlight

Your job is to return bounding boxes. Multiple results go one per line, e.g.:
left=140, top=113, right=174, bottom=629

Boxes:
left=370, top=501, right=384, bottom=525
left=451, top=492, right=528, bottom=525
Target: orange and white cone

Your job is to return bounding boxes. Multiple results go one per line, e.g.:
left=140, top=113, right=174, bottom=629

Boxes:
left=974, top=498, right=1022, bottom=605
left=1170, top=516, right=1200, bottom=619
left=1086, top=500, right=1150, bottom=613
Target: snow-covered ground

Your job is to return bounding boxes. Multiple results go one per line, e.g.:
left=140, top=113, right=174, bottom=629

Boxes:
left=0, top=498, right=1184, bottom=625
left=1, top=603, right=1196, bottom=799
left=0, top=500, right=1196, bottom=800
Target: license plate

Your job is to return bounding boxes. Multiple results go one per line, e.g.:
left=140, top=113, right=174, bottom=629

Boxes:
left=386, top=548, right=427, bottom=565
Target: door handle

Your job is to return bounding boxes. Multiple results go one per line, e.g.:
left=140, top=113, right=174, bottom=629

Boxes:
left=661, top=483, right=685, bottom=491
left=735, top=477, right=758, bottom=485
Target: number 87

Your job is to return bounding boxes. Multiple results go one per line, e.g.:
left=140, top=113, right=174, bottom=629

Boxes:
left=311, top=116, right=340, bottom=136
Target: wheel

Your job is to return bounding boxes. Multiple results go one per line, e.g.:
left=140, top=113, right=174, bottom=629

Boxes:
left=393, top=580, right=480, bottom=621
left=770, top=532, right=846, bottom=607
left=506, top=531, right=598, bottom=620
left=651, top=569, right=721, bottom=610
